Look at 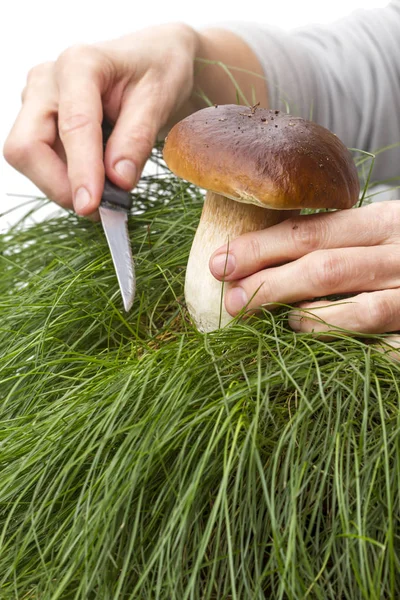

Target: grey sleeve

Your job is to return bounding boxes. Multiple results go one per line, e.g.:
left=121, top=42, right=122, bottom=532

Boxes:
left=220, top=1, right=400, bottom=184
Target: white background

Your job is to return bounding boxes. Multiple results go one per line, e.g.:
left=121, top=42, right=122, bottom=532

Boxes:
left=0, top=0, right=389, bottom=224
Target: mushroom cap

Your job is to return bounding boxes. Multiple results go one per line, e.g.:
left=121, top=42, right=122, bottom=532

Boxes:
left=163, top=105, right=360, bottom=210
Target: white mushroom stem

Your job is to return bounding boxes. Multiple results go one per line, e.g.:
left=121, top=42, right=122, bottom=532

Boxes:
left=185, top=191, right=292, bottom=332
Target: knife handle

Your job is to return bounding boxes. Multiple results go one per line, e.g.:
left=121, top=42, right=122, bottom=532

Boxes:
left=101, top=119, right=133, bottom=211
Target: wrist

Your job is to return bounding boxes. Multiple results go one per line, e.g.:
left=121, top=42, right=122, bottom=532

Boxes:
left=190, top=27, right=268, bottom=110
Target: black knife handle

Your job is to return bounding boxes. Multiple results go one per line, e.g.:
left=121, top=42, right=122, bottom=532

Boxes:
left=102, top=119, right=114, bottom=150
left=101, top=178, right=133, bottom=210
left=101, top=119, right=133, bottom=211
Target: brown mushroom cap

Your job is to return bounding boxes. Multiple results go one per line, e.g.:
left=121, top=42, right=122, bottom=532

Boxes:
left=163, top=105, right=360, bottom=210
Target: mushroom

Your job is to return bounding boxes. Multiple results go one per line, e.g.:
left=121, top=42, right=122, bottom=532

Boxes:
left=163, top=104, right=360, bottom=332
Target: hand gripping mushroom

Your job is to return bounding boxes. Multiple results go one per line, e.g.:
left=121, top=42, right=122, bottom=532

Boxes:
left=163, top=104, right=360, bottom=332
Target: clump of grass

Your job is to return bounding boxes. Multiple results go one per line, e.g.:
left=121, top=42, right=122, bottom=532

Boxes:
left=0, top=150, right=399, bottom=599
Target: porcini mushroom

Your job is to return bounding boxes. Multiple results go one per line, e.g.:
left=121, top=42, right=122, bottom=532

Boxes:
left=163, top=104, right=360, bottom=332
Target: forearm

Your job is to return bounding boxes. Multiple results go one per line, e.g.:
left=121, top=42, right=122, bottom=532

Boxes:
left=217, top=4, right=400, bottom=183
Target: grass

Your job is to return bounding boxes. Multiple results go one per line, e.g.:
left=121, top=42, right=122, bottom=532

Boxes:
left=0, top=149, right=400, bottom=599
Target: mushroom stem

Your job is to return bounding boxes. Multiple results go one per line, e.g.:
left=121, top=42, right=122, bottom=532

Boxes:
left=185, top=191, right=293, bottom=332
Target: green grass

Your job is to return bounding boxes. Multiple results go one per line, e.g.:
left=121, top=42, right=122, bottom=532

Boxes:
left=0, top=150, right=399, bottom=599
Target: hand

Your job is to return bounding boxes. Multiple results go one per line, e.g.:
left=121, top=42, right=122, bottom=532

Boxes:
left=209, top=201, right=400, bottom=337
left=3, top=24, right=198, bottom=215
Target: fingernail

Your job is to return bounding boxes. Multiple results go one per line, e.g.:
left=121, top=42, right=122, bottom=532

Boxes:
left=114, top=159, right=137, bottom=185
left=226, top=287, right=248, bottom=314
left=211, top=253, right=236, bottom=277
left=74, top=187, right=91, bottom=214
left=288, top=310, right=303, bottom=331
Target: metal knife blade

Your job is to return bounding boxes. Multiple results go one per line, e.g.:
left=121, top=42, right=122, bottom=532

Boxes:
left=100, top=119, right=135, bottom=312
left=99, top=199, right=135, bottom=312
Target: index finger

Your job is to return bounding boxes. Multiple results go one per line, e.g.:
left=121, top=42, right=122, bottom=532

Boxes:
left=56, top=46, right=105, bottom=215
left=210, top=201, right=399, bottom=281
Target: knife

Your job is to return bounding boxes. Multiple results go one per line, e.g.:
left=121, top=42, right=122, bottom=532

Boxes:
left=99, top=120, right=135, bottom=312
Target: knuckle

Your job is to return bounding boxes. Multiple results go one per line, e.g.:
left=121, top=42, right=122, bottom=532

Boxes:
left=162, top=48, right=192, bottom=74
left=375, top=201, right=400, bottom=236
left=365, top=293, right=395, bottom=331
left=21, top=85, right=28, bottom=103
left=125, top=126, right=155, bottom=157
left=26, top=65, right=40, bottom=83
left=23, top=62, right=55, bottom=102
left=26, top=61, right=53, bottom=83
left=370, top=199, right=397, bottom=217
left=312, top=251, right=344, bottom=291
left=3, top=136, right=33, bottom=170
left=290, top=216, right=326, bottom=253
left=57, top=44, right=93, bottom=69
left=3, top=137, right=16, bottom=164
left=248, top=236, right=262, bottom=265
left=58, top=113, right=96, bottom=138
left=56, top=44, right=104, bottom=82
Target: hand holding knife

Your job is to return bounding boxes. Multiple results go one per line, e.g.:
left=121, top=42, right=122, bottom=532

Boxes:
left=99, top=120, right=135, bottom=312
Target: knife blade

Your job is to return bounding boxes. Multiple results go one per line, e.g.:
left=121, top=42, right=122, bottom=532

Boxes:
left=100, top=120, right=135, bottom=311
